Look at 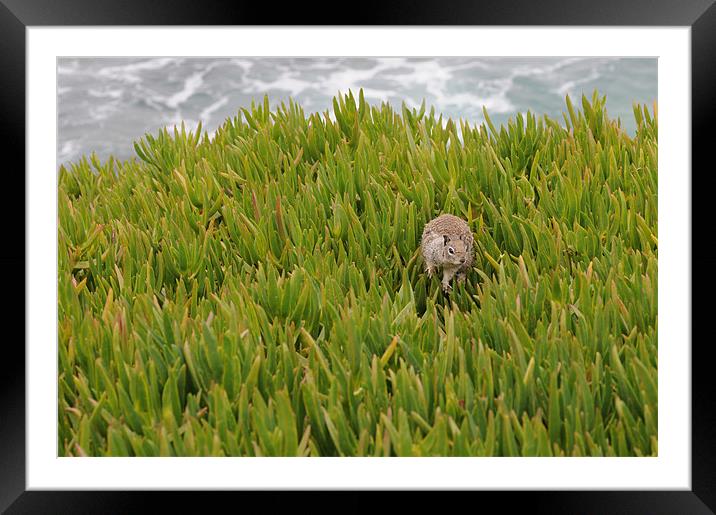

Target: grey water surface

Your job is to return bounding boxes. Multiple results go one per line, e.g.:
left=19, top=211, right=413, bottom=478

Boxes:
left=57, top=57, right=657, bottom=167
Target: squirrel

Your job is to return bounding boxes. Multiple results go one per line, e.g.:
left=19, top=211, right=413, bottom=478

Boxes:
left=420, top=213, right=474, bottom=292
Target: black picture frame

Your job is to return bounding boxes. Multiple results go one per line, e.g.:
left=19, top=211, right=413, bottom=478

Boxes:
left=3, top=0, right=712, bottom=512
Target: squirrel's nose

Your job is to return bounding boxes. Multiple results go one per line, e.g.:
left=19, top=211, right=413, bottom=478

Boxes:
left=460, top=258, right=466, bottom=264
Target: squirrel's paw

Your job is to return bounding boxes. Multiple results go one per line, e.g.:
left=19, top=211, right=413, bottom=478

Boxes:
left=425, top=265, right=435, bottom=278
left=441, top=281, right=452, bottom=293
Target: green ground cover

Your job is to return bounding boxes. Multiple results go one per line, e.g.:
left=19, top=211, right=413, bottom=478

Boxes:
left=58, top=91, right=658, bottom=456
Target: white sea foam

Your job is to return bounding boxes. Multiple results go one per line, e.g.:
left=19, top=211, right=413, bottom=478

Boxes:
left=556, top=66, right=604, bottom=96
left=510, top=57, right=587, bottom=78
left=57, top=56, right=656, bottom=165
left=163, top=110, right=200, bottom=133
left=97, top=58, right=178, bottom=83
left=200, top=96, right=229, bottom=122
left=354, top=88, right=399, bottom=100
left=306, top=59, right=349, bottom=70
left=245, top=75, right=314, bottom=97
left=88, top=88, right=123, bottom=99
left=58, top=140, right=79, bottom=164
left=230, top=59, right=255, bottom=72
left=386, top=58, right=515, bottom=113
left=152, top=61, right=225, bottom=109
left=229, top=57, right=518, bottom=116
left=89, top=102, right=119, bottom=121
left=318, top=57, right=408, bottom=96
left=57, top=60, right=81, bottom=75
left=165, top=71, right=204, bottom=108
left=394, top=60, right=508, bottom=112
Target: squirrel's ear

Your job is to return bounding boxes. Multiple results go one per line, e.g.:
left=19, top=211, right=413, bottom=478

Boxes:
left=443, top=235, right=449, bottom=245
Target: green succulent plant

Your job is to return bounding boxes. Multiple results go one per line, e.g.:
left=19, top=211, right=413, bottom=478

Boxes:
left=58, top=90, right=657, bottom=457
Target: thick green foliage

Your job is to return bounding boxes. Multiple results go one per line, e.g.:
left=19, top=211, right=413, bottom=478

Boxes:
left=58, top=91, right=658, bottom=457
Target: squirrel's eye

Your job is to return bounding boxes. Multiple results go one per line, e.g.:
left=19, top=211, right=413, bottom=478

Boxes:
left=448, top=247, right=455, bottom=255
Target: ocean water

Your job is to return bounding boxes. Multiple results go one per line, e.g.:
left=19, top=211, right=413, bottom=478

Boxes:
left=57, top=57, right=657, bottom=167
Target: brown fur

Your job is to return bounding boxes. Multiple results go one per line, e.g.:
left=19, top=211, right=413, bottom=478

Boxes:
left=420, top=214, right=474, bottom=291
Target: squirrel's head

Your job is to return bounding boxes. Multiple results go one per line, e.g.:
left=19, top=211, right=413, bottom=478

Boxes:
left=442, top=235, right=469, bottom=266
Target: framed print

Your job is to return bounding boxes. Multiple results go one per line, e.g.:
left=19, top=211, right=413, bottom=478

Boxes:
left=3, top=0, right=713, bottom=512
